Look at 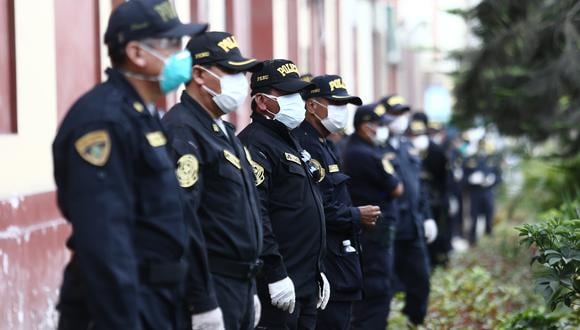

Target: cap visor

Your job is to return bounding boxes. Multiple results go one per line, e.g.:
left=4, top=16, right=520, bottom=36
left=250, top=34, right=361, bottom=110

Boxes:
left=326, top=95, right=363, bottom=106
left=380, top=114, right=396, bottom=125
left=272, top=79, right=315, bottom=93
left=156, top=22, right=208, bottom=38
left=218, top=57, right=263, bottom=72
left=391, top=104, right=411, bottom=114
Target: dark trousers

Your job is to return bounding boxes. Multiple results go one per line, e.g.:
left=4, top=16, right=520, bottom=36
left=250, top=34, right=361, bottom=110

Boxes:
left=315, top=300, right=352, bottom=330
left=393, top=239, right=431, bottom=325
left=351, top=295, right=390, bottom=330
left=256, top=283, right=318, bottom=330
left=469, top=190, right=494, bottom=243
left=213, top=274, right=255, bottom=330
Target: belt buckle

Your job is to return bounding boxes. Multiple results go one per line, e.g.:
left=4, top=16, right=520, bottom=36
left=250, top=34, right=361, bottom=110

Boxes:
left=247, top=259, right=264, bottom=279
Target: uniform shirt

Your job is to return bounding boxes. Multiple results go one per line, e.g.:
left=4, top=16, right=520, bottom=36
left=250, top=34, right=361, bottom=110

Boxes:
left=294, top=121, right=362, bottom=301
left=463, top=153, right=502, bottom=191
left=53, top=68, right=214, bottom=328
left=384, top=137, right=432, bottom=241
left=162, top=92, right=263, bottom=265
left=238, top=114, right=326, bottom=298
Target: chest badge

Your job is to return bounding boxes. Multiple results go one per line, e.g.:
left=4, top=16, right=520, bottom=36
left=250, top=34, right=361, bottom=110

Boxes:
left=284, top=152, right=301, bottom=165
left=310, top=159, right=326, bottom=182
left=176, top=154, right=199, bottom=188
left=328, top=164, right=340, bottom=173
left=146, top=131, right=167, bottom=147
left=74, top=130, right=111, bottom=167
left=224, top=150, right=241, bottom=169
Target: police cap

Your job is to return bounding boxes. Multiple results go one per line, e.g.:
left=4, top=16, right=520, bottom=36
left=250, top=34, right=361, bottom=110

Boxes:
left=104, top=0, right=207, bottom=50
left=250, top=59, right=315, bottom=94
left=186, top=31, right=262, bottom=72
left=305, top=75, right=362, bottom=106
left=378, top=95, right=411, bottom=115
left=353, top=103, right=394, bottom=128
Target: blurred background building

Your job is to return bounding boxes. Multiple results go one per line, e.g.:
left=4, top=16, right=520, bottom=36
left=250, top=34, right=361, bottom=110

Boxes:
left=0, top=0, right=473, bottom=328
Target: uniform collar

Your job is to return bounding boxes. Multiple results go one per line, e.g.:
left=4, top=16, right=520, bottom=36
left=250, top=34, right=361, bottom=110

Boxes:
left=180, top=91, right=232, bottom=139
left=106, top=68, right=149, bottom=111
left=251, top=112, right=295, bottom=144
left=299, top=120, right=326, bottom=144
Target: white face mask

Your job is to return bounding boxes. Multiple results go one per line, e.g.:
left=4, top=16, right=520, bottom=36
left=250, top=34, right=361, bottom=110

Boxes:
left=261, top=93, right=306, bottom=129
left=412, top=135, right=429, bottom=151
left=371, top=126, right=390, bottom=146
left=199, top=66, right=249, bottom=114
left=389, top=114, right=409, bottom=135
left=312, top=100, right=348, bottom=133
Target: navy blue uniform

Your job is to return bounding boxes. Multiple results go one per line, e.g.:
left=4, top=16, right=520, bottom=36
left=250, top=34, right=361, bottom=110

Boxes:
left=420, top=140, right=452, bottom=267
left=385, top=137, right=431, bottom=325
left=238, top=114, right=326, bottom=329
left=294, top=122, right=363, bottom=330
left=162, top=92, right=263, bottom=329
left=463, top=154, right=501, bottom=243
left=53, top=69, right=210, bottom=330
left=342, top=134, right=400, bottom=330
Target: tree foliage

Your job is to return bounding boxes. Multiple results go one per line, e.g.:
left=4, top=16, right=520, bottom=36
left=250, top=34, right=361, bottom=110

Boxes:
left=452, top=0, right=580, bottom=155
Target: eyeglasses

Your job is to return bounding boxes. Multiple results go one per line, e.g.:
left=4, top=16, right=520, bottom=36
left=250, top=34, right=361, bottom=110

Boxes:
left=141, top=37, right=182, bottom=50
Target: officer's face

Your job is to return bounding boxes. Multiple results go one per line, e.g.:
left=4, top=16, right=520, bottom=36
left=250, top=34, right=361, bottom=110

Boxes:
left=255, top=89, right=282, bottom=115
left=194, top=65, right=238, bottom=95
left=125, top=38, right=182, bottom=75
left=306, top=98, right=329, bottom=119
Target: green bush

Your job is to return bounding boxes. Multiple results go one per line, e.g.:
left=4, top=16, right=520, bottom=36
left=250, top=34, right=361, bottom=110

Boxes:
left=500, top=306, right=579, bottom=330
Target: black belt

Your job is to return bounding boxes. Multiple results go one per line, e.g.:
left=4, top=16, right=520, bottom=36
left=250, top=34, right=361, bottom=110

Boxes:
left=140, top=259, right=187, bottom=285
left=209, top=256, right=263, bottom=280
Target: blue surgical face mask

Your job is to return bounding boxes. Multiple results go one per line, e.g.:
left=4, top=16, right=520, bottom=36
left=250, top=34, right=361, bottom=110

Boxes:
left=140, top=44, right=192, bottom=94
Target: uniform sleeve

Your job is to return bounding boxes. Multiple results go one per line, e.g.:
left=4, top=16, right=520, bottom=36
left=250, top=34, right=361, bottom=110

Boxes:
left=245, top=144, right=289, bottom=283
left=54, top=123, right=139, bottom=329
left=164, top=125, right=219, bottom=313
left=369, top=154, right=400, bottom=194
left=310, top=146, right=360, bottom=233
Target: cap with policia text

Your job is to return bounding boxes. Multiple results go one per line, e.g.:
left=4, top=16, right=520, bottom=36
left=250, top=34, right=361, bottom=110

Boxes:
left=186, top=31, right=262, bottom=72
left=353, top=103, right=395, bottom=128
left=305, top=75, right=362, bottom=105
left=250, top=59, right=315, bottom=94
left=104, top=0, right=207, bottom=50
left=378, top=95, right=411, bottom=115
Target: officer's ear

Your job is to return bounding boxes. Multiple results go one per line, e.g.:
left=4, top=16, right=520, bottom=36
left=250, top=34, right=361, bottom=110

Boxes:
left=254, top=94, right=269, bottom=111
left=124, top=41, right=147, bottom=68
left=191, top=65, right=206, bottom=86
left=305, top=99, right=317, bottom=114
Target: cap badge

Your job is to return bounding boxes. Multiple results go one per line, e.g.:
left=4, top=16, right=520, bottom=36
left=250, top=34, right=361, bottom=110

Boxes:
left=329, top=78, right=346, bottom=91
left=276, top=63, right=299, bottom=77
left=154, top=1, right=178, bottom=22
left=217, top=36, right=239, bottom=52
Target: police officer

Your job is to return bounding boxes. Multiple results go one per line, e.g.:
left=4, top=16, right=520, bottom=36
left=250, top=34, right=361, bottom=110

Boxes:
left=238, top=59, right=328, bottom=329
left=52, top=1, right=217, bottom=329
left=293, top=75, right=380, bottom=330
left=343, top=104, right=403, bottom=330
left=408, top=113, right=453, bottom=267
left=379, top=96, right=435, bottom=326
left=162, top=31, right=264, bottom=329
left=463, top=138, right=501, bottom=244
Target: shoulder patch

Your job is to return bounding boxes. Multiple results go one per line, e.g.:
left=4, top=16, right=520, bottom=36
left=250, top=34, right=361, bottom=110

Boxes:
left=176, top=154, right=199, bottom=188
left=382, top=154, right=395, bottom=174
left=284, top=152, right=301, bottom=165
left=310, top=159, right=326, bottom=182
left=75, top=130, right=111, bottom=166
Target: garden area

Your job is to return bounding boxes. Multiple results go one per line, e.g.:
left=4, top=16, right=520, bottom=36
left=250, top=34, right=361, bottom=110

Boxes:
left=389, top=153, right=580, bottom=329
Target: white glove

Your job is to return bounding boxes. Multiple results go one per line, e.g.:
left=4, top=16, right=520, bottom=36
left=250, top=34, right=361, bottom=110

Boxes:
left=449, top=196, right=459, bottom=217
left=468, top=171, right=484, bottom=185
left=268, top=277, right=296, bottom=313
left=453, top=168, right=463, bottom=181
left=191, top=307, right=225, bottom=330
left=483, top=173, right=496, bottom=187
left=253, top=294, right=261, bottom=328
left=317, top=273, right=331, bottom=310
left=424, top=219, right=438, bottom=244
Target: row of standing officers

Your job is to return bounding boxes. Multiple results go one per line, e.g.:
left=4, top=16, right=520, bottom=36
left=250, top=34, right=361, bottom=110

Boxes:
left=51, top=1, right=495, bottom=329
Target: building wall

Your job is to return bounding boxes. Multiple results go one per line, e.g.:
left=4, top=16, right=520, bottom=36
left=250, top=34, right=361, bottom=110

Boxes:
left=0, top=0, right=401, bottom=327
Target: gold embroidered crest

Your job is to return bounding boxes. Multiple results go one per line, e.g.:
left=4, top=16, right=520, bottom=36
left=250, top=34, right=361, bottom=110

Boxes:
left=310, top=159, right=326, bottom=182
left=382, top=154, right=395, bottom=174
left=74, top=130, right=111, bottom=166
left=244, top=147, right=265, bottom=186
left=176, top=154, right=199, bottom=188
